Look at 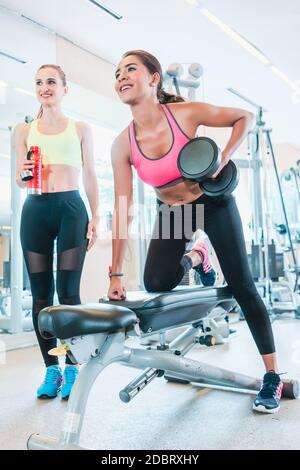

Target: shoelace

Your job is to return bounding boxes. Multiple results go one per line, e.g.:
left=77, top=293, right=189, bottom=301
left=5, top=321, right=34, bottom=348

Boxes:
left=194, top=244, right=212, bottom=273
left=203, top=263, right=213, bottom=274
left=43, top=368, right=61, bottom=385
left=259, top=373, right=281, bottom=398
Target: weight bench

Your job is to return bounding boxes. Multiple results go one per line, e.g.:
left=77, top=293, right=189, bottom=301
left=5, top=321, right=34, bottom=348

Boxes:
left=27, top=285, right=299, bottom=450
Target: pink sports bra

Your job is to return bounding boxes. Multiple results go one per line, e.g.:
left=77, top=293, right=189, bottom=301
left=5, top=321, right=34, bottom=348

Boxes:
left=128, top=104, right=191, bottom=188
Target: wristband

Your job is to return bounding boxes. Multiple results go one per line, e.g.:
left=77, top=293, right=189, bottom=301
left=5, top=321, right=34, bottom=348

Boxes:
left=108, top=266, right=124, bottom=278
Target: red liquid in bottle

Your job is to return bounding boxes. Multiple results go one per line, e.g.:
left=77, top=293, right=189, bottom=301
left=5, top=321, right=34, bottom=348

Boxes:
left=26, top=146, right=42, bottom=195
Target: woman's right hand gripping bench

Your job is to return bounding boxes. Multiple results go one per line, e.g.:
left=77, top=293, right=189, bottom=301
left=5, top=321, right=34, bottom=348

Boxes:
left=108, top=276, right=126, bottom=301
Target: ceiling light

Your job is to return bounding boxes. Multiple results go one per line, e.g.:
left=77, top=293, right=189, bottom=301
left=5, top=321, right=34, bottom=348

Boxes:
left=87, top=0, right=122, bottom=20
left=185, top=0, right=201, bottom=5
left=185, top=2, right=299, bottom=93
left=200, top=8, right=270, bottom=65
left=0, top=81, right=7, bottom=87
left=269, top=66, right=299, bottom=92
left=21, top=14, right=53, bottom=33
left=14, top=88, right=35, bottom=97
left=0, top=51, right=26, bottom=64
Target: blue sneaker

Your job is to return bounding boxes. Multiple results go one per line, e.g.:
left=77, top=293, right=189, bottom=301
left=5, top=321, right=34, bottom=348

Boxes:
left=61, top=366, right=79, bottom=401
left=192, top=241, right=216, bottom=287
left=37, top=365, right=62, bottom=399
left=253, top=370, right=283, bottom=414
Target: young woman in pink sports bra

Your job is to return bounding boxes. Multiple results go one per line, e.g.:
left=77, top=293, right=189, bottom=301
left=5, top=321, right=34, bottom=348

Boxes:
left=108, top=50, right=283, bottom=414
left=128, top=103, right=190, bottom=188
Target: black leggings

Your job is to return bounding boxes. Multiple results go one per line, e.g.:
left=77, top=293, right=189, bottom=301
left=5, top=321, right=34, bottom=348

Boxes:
left=144, top=194, right=275, bottom=355
left=20, top=190, right=89, bottom=367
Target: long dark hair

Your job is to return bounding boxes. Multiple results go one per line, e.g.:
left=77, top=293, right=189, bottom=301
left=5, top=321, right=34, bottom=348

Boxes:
left=122, top=50, right=184, bottom=104
left=35, top=64, right=67, bottom=119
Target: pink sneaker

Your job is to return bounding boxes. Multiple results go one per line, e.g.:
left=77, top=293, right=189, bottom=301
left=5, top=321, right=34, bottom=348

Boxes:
left=192, top=241, right=216, bottom=286
left=253, top=370, right=283, bottom=413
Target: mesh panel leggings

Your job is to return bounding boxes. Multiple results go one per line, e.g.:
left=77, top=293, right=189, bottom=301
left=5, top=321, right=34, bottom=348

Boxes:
left=20, top=190, right=89, bottom=367
left=144, top=194, right=275, bottom=355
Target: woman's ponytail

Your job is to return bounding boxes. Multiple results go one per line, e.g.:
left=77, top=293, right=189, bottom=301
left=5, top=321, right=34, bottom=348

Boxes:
left=36, top=105, right=43, bottom=119
left=157, top=88, right=185, bottom=104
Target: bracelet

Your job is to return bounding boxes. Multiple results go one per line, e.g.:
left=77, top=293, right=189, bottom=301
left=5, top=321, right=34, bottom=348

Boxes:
left=108, top=266, right=123, bottom=278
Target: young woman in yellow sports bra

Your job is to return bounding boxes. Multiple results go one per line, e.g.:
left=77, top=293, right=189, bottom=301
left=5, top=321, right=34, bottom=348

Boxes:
left=15, top=64, right=99, bottom=400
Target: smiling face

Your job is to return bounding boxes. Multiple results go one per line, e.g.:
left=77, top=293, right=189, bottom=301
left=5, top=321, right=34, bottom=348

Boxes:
left=35, top=67, right=68, bottom=107
left=115, top=54, right=160, bottom=105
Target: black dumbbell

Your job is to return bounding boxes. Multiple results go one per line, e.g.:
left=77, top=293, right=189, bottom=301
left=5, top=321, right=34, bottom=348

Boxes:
left=177, top=137, right=239, bottom=197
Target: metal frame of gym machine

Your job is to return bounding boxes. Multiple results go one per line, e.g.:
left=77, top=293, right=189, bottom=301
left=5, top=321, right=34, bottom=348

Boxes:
left=229, top=88, right=300, bottom=319
left=280, top=160, right=300, bottom=240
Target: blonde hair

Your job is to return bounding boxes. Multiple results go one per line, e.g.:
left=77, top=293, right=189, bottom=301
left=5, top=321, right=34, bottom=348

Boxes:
left=36, top=64, right=67, bottom=119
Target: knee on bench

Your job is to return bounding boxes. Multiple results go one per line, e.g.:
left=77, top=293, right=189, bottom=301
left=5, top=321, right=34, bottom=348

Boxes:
left=143, top=276, right=174, bottom=293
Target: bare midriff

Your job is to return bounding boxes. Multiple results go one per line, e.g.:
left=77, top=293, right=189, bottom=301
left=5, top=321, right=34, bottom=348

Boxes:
left=41, top=164, right=80, bottom=193
left=155, top=178, right=203, bottom=206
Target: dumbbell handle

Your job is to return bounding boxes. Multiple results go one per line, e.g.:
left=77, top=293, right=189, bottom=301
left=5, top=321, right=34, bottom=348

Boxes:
left=199, top=160, right=239, bottom=197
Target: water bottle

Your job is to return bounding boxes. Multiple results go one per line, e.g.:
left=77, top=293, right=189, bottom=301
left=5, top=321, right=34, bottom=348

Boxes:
left=21, top=146, right=42, bottom=195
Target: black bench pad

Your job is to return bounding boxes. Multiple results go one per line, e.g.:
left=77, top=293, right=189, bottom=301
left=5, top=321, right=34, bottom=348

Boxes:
left=38, top=303, right=137, bottom=339
left=38, top=286, right=235, bottom=339
left=100, top=286, right=235, bottom=334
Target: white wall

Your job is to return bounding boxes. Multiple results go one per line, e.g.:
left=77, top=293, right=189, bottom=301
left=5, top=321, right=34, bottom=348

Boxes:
left=56, top=37, right=116, bottom=101
left=273, top=143, right=300, bottom=172
left=62, top=81, right=130, bottom=132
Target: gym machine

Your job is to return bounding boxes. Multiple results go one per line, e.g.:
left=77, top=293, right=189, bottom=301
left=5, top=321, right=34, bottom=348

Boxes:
left=163, top=62, right=203, bottom=101
left=229, top=88, right=300, bottom=319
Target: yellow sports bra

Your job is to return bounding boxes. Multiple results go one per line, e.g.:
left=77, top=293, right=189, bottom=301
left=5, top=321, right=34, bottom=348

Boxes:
left=27, top=119, right=82, bottom=170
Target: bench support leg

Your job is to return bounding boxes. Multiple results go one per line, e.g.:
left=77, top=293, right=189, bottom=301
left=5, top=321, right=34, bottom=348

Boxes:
left=28, top=332, right=129, bottom=450
left=124, top=347, right=298, bottom=398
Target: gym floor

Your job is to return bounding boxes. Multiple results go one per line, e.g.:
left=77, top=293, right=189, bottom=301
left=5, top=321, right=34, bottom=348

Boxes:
left=0, top=317, right=300, bottom=450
